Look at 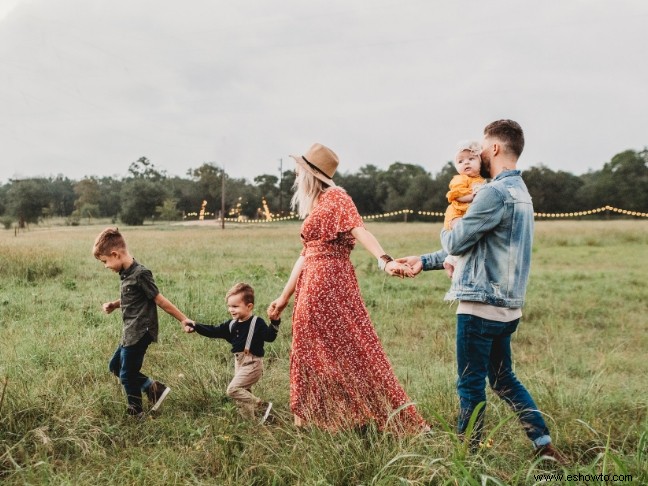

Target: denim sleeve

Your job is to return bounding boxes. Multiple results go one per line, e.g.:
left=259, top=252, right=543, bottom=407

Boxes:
left=421, top=249, right=447, bottom=271
left=440, top=185, right=505, bottom=256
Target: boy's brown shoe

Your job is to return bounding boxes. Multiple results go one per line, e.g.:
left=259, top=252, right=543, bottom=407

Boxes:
left=147, top=381, right=171, bottom=412
left=126, top=405, right=146, bottom=421
left=534, top=443, right=568, bottom=465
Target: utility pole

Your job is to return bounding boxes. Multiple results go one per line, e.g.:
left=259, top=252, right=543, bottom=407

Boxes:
left=221, top=165, right=226, bottom=230
left=278, top=158, right=283, bottom=215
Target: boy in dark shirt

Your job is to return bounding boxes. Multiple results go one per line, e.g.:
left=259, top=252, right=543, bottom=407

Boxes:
left=93, top=228, right=193, bottom=418
left=185, top=283, right=279, bottom=423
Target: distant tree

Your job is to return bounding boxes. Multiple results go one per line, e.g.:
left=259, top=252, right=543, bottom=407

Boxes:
left=406, top=174, right=439, bottom=215
left=128, top=156, right=166, bottom=180
left=380, top=162, right=432, bottom=212
left=166, top=176, right=200, bottom=216
left=120, top=179, right=168, bottom=225
left=6, top=178, right=51, bottom=225
left=188, top=163, right=224, bottom=215
left=254, top=174, right=279, bottom=194
left=523, top=165, right=584, bottom=213
left=47, top=176, right=76, bottom=217
left=576, top=149, right=648, bottom=211
left=78, top=203, right=100, bottom=221
left=0, top=183, right=8, bottom=215
left=337, top=165, right=387, bottom=215
left=607, top=148, right=648, bottom=210
left=97, top=177, right=123, bottom=219
left=254, top=174, right=280, bottom=214
left=119, top=158, right=169, bottom=225
left=156, top=198, right=181, bottom=221
left=280, top=170, right=296, bottom=214
left=74, top=177, right=101, bottom=206
left=228, top=176, right=262, bottom=218
left=428, top=161, right=457, bottom=213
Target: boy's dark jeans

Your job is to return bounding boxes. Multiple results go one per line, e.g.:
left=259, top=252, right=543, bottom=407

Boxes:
left=109, top=332, right=153, bottom=413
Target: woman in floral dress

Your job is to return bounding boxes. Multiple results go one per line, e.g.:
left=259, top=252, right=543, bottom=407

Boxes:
left=268, top=143, right=428, bottom=433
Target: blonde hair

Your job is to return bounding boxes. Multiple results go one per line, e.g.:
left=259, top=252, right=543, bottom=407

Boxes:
left=291, top=168, right=328, bottom=219
left=93, top=227, right=126, bottom=259
left=455, top=140, right=482, bottom=160
left=226, top=282, right=255, bottom=305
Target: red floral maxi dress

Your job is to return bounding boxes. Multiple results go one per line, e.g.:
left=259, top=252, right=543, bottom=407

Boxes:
left=290, top=187, right=427, bottom=433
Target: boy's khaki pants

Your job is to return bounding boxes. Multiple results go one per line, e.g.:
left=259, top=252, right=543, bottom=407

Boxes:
left=226, top=353, right=263, bottom=419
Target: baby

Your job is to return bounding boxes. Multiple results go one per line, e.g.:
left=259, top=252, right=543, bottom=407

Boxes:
left=443, top=141, right=486, bottom=276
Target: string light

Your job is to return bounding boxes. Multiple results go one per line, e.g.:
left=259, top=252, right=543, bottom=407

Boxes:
left=183, top=205, right=648, bottom=223
left=534, top=205, right=648, bottom=218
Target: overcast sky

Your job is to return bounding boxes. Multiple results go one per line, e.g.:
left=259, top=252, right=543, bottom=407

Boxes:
left=1, top=0, right=647, bottom=184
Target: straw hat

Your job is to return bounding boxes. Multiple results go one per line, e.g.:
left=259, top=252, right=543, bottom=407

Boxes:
left=290, top=143, right=338, bottom=186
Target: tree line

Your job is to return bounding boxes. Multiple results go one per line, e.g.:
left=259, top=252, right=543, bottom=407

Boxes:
left=1, top=148, right=646, bottom=228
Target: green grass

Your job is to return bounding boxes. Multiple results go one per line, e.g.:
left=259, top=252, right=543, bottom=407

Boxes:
left=1, top=220, right=647, bottom=484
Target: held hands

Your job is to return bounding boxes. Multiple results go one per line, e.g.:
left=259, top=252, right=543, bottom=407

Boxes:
left=393, top=256, right=423, bottom=277
left=384, top=260, right=415, bottom=279
left=267, top=296, right=288, bottom=321
left=181, top=318, right=195, bottom=333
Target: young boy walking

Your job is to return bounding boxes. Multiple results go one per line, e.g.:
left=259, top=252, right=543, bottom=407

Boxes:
left=185, top=283, right=279, bottom=423
left=93, top=227, right=193, bottom=418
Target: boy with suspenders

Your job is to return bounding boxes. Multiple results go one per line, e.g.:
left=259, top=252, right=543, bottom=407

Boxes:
left=185, top=283, right=280, bottom=423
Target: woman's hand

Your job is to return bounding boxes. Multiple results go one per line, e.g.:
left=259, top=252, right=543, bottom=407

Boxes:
left=267, top=296, right=289, bottom=320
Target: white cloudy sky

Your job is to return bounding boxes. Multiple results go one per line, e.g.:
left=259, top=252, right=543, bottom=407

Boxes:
left=1, top=0, right=647, bottom=184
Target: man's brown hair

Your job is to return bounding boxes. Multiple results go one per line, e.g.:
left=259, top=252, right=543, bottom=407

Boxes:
left=226, top=282, right=255, bottom=305
left=93, top=227, right=127, bottom=259
left=484, top=119, right=525, bottom=158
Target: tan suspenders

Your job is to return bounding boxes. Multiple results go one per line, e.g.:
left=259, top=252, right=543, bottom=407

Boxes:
left=229, top=316, right=258, bottom=355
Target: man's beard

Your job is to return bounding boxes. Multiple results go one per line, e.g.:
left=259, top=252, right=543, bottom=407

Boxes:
left=480, top=157, right=491, bottom=178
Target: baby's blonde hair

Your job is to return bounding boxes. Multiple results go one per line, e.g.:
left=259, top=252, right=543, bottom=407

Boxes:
left=454, top=140, right=482, bottom=161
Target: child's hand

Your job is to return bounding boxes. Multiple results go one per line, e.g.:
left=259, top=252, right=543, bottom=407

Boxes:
left=182, top=319, right=195, bottom=333
left=102, top=302, right=117, bottom=314
left=443, top=261, right=454, bottom=278
left=267, top=307, right=280, bottom=321
left=267, top=298, right=287, bottom=320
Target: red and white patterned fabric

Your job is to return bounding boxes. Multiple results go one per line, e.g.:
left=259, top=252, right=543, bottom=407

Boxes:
left=290, top=187, right=427, bottom=433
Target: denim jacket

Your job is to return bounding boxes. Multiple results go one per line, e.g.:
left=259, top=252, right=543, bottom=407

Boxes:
left=421, top=170, right=533, bottom=308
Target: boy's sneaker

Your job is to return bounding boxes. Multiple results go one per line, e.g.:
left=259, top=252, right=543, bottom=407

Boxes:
left=147, top=381, right=171, bottom=412
left=127, top=406, right=146, bottom=421
left=534, top=443, right=568, bottom=465
left=259, top=401, right=273, bottom=424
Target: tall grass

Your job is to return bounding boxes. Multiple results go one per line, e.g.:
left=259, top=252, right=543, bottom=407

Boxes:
left=0, top=221, right=646, bottom=484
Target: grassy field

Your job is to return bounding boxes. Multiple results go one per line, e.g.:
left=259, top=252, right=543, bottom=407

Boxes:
left=0, top=220, right=646, bottom=485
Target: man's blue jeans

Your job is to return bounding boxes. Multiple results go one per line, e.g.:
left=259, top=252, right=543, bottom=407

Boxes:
left=109, top=333, right=154, bottom=414
left=456, top=314, right=550, bottom=446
